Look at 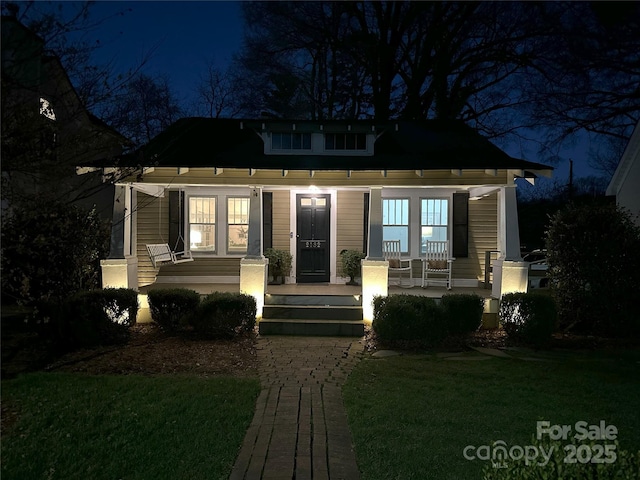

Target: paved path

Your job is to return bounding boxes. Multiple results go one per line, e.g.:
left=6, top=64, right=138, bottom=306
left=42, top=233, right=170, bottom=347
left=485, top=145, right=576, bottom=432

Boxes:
left=230, top=336, right=364, bottom=480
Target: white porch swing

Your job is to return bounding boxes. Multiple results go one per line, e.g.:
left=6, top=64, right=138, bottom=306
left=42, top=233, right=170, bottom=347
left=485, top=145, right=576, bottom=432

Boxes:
left=146, top=190, right=194, bottom=268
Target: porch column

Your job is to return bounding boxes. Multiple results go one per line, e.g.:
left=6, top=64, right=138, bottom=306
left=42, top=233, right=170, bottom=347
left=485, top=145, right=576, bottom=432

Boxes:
left=101, top=184, right=138, bottom=290
left=240, top=186, right=267, bottom=318
left=362, top=187, right=388, bottom=322
left=492, top=186, right=527, bottom=298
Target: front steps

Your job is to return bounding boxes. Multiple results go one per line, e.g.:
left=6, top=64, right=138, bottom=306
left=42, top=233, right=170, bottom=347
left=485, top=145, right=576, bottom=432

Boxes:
left=259, top=294, right=365, bottom=336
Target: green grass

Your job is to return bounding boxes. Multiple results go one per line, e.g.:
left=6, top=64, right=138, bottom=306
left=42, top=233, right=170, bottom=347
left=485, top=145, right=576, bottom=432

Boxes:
left=343, top=350, right=640, bottom=480
left=1, top=373, right=261, bottom=480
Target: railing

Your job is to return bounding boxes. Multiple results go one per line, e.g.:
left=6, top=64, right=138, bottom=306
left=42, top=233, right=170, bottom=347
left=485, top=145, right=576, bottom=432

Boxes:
left=484, top=250, right=501, bottom=289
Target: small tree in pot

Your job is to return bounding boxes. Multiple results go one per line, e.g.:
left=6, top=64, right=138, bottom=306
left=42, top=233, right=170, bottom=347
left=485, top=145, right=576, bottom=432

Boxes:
left=340, top=249, right=366, bottom=285
left=264, top=248, right=293, bottom=284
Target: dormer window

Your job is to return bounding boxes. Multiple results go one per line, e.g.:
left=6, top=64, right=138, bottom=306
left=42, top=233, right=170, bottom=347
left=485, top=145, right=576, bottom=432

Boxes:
left=272, top=132, right=311, bottom=150
left=325, top=132, right=366, bottom=150
left=39, top=97, right=56, bottom=120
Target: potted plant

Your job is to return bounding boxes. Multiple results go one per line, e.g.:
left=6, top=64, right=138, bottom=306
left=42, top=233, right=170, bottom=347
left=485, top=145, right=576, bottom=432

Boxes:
left=340, top=249, right=366, bottom=285
left=264, top=248, right=293, bottom=284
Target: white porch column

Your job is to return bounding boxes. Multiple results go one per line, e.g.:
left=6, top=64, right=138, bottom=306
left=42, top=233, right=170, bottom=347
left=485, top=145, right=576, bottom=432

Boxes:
left=240, top=186, right=267, bottom=318
left=101, top=184, right=138, bottom=290
left=492, top=186, right=528, bottom=298
left=362, top=187, right=388, bottom=322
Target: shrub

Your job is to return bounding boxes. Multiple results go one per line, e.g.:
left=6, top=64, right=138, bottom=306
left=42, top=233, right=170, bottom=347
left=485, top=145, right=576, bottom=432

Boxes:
left=147, top=288, right=201, bottom=332
left=340, top=249, right=366, bottom=284
left=190, top=292, right=256, bottom=338
left=499, top=293, right=556, bottom=347
left=264, top=248, right=293, bottom=279
left=372, top=294, right=446, bottom=345
left=48, top=288, right=138, bottom=349
left=482, top=437, right=640, bottom=479
left=1, top=199, right=109, bottom=313
left=546, top=202, right=640, bottom=336
left=441, top=293, right=484, bottom=335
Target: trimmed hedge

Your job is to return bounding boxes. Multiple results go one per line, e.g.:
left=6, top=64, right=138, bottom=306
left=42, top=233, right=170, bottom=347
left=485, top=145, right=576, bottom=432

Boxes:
left=49, top=288, right=138, bottom=349
left=372, top=293, right=485, bottom=345
left=147, top=288, right=201, bottom=332
left=190, top=292, right=256, bottom=338
left=499, top=292, right=556, bottom=347
left=372, top=295, right=446, bottom=344
left=441, top=293, right=484, bottom=335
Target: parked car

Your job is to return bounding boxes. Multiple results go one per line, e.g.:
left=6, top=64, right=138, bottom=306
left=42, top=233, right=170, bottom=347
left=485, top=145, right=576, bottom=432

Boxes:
left=524, top=249, right=549, bottom=289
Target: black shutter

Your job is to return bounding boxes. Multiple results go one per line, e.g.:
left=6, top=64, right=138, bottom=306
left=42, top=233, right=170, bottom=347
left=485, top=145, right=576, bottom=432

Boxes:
left=169, top=190, right=185, bottom=252
left=452, top=192, right=469, bottom=258
left=262, top=192, right=273, bottom=252
left=363, top=192, right=370, bottom=254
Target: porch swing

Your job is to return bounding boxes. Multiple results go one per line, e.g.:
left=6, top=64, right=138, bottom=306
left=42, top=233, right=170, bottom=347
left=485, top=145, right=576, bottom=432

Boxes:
left=146, top=191, right=194, bottom=268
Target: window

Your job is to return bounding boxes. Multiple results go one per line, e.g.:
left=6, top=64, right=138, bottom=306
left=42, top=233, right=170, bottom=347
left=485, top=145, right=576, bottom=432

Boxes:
left=189, top=197, right=216, bottom=251
left=227, top=197, right=249, bottom=253
left=272, top=132, right=311, bottom=150
left=325, top=133, right=366, bottom=150
left=382, top=198, right=409, bottom=254
left=39, top=97, right=56, bottom=120
left=421, top=198, right=448, bottom=254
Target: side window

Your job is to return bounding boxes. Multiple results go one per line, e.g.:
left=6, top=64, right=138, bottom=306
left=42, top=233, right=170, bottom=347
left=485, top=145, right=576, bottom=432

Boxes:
left=382, top=198, right=409, bottom=254
left=420, top=198, right=448, bottom=254
left=272, top=132, right=311, bottom=150
left=227, top=197, right=249, bottom=254
left=189, top=197, right=216, bottom=252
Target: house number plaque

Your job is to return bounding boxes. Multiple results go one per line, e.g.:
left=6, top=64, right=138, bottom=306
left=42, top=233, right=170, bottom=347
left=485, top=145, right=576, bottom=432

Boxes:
left=304, top=241, right=323, bottom=248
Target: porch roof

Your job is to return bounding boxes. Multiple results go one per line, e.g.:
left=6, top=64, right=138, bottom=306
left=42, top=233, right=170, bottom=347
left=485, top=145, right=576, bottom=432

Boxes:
left=89, top=117, right=553, bottom=174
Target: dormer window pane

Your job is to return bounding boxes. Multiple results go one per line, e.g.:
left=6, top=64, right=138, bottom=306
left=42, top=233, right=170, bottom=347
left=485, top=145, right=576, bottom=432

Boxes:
left=272, top=133, right=311, bottom=150
left=325, top=133, right=366, bottom=150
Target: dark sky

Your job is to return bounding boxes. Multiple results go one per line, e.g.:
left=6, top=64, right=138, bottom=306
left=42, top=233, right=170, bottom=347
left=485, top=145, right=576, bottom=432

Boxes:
left=78, top=1, right=594, bottom=181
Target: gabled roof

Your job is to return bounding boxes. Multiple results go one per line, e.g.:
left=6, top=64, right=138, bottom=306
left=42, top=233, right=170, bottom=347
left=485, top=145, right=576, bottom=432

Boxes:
left=606, top=120, right=640, bottom=196
left=89, top=117, right=553, bottom=174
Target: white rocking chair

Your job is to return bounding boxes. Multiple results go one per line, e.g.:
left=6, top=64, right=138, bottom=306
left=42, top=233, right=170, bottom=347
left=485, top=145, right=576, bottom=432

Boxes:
left=421, top=240, right=454, bottom=289
left=383, top=240, right=413, bottom=288
left=146, top=243, right=194, bottom=269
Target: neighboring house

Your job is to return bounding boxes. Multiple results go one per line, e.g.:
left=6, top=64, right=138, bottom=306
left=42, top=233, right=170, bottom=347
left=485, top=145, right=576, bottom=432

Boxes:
left=85, top=118, right=553, bottom=319
left=606, top=120, right=640, bottom=225
left=1, top=15, right=129, bottom=217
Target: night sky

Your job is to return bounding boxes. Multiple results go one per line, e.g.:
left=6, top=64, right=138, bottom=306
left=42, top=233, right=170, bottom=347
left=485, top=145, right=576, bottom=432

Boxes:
left=64, top=1, right=595, bottom=180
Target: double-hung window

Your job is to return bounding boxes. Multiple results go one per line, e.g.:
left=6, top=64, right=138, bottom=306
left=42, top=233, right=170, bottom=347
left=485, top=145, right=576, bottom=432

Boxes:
left=382, top=198, right=409, bottom=254
left=189, top=197, right=216, bottom=252
left=420, top=198, right=448, bottom=254
left=227, top=197, right=249, bottom=254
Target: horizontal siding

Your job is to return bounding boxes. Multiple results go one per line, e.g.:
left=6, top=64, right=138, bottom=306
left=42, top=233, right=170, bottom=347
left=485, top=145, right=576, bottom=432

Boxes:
left=336, top=190, right=365, bottom=276
left=156, top=257, right=241, bottom=277
left=136, top=193, right=167, bottom=287
left=454, top=193, right=498, bottom=281
left=271, top=190, right=290, bottom=251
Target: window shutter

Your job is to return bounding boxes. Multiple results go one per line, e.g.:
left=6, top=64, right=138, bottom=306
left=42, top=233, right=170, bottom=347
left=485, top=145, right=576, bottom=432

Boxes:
left=452, top=192, right=469, bottom=258
left=262, top=192, right=273, bottom=252
left=169, top=190, right=185, bottom=252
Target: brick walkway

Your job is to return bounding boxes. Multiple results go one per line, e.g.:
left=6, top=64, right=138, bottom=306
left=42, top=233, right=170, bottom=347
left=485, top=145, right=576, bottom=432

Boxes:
left=230, top=336, right=364, bottom=480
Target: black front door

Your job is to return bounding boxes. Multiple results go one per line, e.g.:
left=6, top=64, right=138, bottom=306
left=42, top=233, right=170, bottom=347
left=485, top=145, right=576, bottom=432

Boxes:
left=296, top=194, right=330, bottom=283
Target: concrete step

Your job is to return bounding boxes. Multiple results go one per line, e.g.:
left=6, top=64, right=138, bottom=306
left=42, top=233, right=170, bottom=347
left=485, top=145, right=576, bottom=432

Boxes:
left=264, top=294, right=361, bottom=307
left=262, top=305, right=363, bottom=321
left=258, top=319, right=365, bottom=336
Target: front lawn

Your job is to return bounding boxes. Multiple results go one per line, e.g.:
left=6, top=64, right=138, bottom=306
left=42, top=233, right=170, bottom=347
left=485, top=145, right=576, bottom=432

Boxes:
left=343, top=350, right=640, bottom=479
left=1, top=373, right=260, bottom=480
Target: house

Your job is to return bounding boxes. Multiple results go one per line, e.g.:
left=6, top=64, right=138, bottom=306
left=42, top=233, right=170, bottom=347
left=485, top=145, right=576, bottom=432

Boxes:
left=606, top=120, right=640, bottom=225
left=84, top=118, right=553, bottom=321
left=1, top=15, right=129, bottom=217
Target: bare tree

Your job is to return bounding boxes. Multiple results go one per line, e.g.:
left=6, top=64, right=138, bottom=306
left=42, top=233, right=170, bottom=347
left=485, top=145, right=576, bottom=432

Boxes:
left=193, top=60, right=242, bottom=118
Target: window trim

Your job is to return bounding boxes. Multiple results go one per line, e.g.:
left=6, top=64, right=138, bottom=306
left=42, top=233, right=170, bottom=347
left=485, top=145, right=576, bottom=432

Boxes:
left=188, top=195, right=218, bottom=254
left=419, top=197, right=450, bottom=256
left=382, top=197, right=411, bottom=255
left=226, top=196, right=250, bottom=255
